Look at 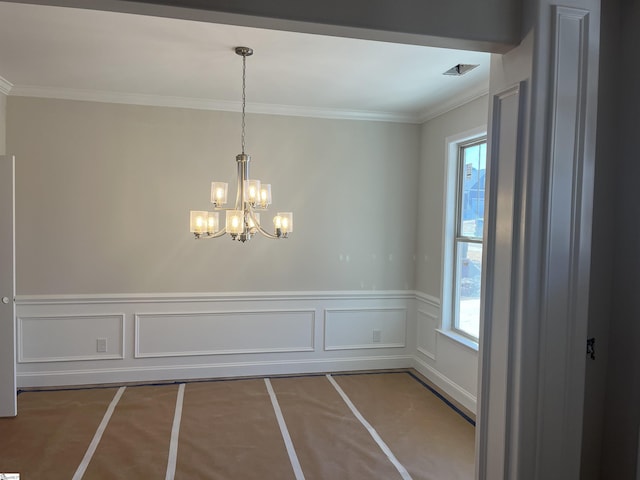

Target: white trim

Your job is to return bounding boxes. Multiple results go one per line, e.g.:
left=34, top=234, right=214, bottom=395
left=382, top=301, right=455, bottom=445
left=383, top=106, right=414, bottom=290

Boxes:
left=134, top=309, right=315, bottom=358
left=17, top=313, right=125, bottom=363
left=0, top=155, right=16, bottom=417
left=441, top=126, right=487, bottom=335
left=15, top=290, right=415, bottom=305
left=326, top=374, right=412, bottom=479
left=72, top=386, right=126, bottom=480
left=531, top=7, right=593, bottom=477
left=414, top=292, right=440, bottom=308
left=165, top=383, right=185, bottom=480
left=264, top=378, right=305, bottom=480
left=413, top=355, right=477, bottom=413
left=16, top=354, right=414, bottom=388
left=477, top=79, right=527, bottom=480
left=0, top=76, right=12, bottom=95
left=419, top=87, right=489, bottom=123
left=324, top=343, right=405, bottom=351
left=6, top=84, right=490, bottom=126
left=415, top=347, right=436, bottom=360
left=8, top=85, right=421, bottom=124
left=436, top=328, right=479, bottom=352
left=416, top=309, right=438, bottom=360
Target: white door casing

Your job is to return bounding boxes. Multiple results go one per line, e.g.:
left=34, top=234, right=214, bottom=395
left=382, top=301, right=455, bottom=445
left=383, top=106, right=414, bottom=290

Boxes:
left=0, top=155, right=16, bottom=417
left=478, top=1, right=600, bottom=479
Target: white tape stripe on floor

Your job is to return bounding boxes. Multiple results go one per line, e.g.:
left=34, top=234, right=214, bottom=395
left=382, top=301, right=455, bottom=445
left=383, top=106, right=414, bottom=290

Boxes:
left=264, top=378, right=305, bottom=480
left=165, top=383, right=185, bottom=480
left=326, top=374, right=413, bottom=480
left=72, top=386, right=126, bottom=480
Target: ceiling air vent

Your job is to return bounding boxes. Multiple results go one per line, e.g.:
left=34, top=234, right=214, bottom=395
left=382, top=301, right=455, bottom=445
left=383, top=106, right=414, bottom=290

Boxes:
left=443, top=64, right=479, bottom=76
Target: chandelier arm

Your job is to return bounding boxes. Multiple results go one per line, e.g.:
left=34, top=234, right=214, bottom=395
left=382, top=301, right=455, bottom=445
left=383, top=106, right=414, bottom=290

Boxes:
left=254, top=223, right=280, bottom=239
left=198, top=227, right=228, bottom=239
left=251, top=219, right=281, bottom=240
left=245, top=209, right=275, bottom=239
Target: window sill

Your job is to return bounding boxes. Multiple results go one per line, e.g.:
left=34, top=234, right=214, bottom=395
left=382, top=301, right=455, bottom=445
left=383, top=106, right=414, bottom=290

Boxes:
left=436, top=329, right=479, bottom=352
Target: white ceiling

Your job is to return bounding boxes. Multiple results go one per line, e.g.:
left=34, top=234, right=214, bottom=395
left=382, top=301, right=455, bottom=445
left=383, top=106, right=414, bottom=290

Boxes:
left=0, top=1, right=490, bottom=123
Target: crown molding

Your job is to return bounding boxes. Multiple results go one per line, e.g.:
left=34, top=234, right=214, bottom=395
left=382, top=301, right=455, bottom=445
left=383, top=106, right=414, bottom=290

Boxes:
left=247, top=102, right=421, bottom=124
left=0, top=75, right=13, bottom=95
left=8, top=85, right=422, bottom=124
left=7, top=83, right=488, bottom=124
left=418, top=85, right=489, bottom=123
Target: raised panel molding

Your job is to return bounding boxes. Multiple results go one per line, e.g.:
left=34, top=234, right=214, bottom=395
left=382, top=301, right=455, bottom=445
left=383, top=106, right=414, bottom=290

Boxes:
left=479, top=80, right=527, bottom=480
left=324, top=307, right=407, bottom=351
left=18, top=314, right=125, bottom=362
left=135, top=309, right=315, bottom=358
left=534, top=6, right=593, bottom=478
left=417, top=309, right=438, bottom=360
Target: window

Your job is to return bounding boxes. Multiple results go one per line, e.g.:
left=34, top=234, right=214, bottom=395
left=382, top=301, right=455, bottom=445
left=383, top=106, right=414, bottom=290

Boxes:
left=452, top=139, right=486, bottom=340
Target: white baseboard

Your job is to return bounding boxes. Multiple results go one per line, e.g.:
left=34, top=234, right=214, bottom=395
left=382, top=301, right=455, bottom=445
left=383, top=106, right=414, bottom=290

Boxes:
left=17, top=355, right=414, bottom=388
left=413, top=355, right=477, bottom=414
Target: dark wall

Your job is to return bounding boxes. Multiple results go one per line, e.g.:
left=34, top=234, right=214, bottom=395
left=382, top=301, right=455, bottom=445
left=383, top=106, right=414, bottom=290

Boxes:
left=599, top=0, right=640, bottom=478
left=7, top=0, right=520, bottom=51
left=581, top=0, right=618, bottom=477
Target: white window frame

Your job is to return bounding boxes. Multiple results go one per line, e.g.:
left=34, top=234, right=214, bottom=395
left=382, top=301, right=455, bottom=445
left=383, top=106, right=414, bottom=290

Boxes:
left=440, top=126, right=487, bottom=350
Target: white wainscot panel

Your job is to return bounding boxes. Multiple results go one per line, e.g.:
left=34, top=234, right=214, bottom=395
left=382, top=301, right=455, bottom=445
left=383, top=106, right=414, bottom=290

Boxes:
left=19, top=314, right=124, bottom=363
left=436, top=331, right=479, bottom=398
left=135, top=309, right=315, bottom=358
left=417, top=309, right=438, bottom=360
left=324, top=307, right=406, bottom=351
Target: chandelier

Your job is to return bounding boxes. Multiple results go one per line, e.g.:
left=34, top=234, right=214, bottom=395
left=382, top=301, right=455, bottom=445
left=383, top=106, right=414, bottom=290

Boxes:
left=189, top=46, right=293, bottom=243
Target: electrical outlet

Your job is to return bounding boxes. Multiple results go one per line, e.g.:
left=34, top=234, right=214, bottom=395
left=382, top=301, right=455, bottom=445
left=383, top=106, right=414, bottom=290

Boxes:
left=96, top=338, right=107, bottom=353
left=372, top=329, right=382, bottom=343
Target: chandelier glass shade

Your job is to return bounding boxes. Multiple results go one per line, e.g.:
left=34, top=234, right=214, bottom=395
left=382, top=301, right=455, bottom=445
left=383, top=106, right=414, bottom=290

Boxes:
left=189, top=46, right=292, bottom=243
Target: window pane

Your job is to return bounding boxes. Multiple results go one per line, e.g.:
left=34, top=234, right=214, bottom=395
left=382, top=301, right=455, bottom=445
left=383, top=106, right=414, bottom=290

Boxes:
left=454, top=241, right=482, bottom=339
left=459, top=142, right=487, bottom=238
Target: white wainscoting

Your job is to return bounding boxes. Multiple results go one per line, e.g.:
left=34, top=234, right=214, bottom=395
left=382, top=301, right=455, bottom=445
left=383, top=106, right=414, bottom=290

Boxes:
left=135, top=309, right=315, bottom=358
left=324, top=307, right=407, bottom=351
left=14, top=290, right=478, bottom=414
left=18, top=314, right=124, bottom=363
left=417, top=309, right=438, bottom=360
left=413, top=292, right=478, bottom=413
left=15, top=291, right=415, bottom=388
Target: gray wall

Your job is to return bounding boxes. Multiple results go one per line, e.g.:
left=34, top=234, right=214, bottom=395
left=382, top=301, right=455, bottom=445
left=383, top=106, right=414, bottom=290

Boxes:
left=7, top=96, right=420, bottom=295
left=0, top=92, right=6, bottom=155
left=415, top=95, right=488, bottom=298
left=600, top=0, right=640, bottom=478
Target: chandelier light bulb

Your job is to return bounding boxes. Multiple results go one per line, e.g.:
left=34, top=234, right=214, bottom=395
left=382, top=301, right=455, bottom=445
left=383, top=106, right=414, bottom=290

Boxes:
left=211, top=182, right=228, bottom=206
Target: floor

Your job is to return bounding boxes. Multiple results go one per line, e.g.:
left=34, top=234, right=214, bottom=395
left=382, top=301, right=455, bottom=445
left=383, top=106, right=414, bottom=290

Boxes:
left=0, top=371, right=475, bottom=479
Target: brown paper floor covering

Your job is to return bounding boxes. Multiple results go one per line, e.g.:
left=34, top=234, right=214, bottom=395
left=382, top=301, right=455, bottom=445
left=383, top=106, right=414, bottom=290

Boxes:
left=175, top=379, right=295, bottom=480
left=0, top=371, right=474, bottom=479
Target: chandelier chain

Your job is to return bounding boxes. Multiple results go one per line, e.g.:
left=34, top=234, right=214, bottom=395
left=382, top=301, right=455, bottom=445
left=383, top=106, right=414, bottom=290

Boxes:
left=241, top=53, right=246, bottom=154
